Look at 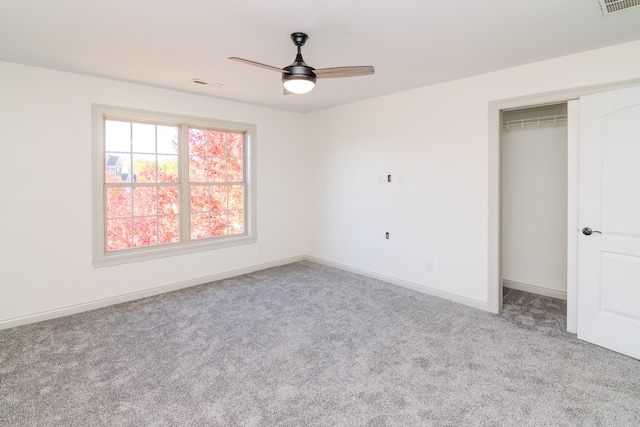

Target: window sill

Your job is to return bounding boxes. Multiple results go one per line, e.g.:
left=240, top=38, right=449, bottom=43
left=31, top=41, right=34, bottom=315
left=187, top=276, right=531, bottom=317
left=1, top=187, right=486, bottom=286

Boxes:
left=92, top=235, right=257, bottom=267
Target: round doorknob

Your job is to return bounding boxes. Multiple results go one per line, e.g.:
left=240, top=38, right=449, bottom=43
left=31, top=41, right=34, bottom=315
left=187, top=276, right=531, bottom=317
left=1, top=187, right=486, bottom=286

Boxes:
left=582, top=227, right=601, bottom=235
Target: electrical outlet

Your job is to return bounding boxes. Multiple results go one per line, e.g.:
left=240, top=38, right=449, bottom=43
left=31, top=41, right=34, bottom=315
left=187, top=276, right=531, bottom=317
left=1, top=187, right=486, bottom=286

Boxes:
left=258, top=244, right=264, bottom=252
left=425, top=259, right=433, bottom=271
left=385, top=232, right=390, bottom=239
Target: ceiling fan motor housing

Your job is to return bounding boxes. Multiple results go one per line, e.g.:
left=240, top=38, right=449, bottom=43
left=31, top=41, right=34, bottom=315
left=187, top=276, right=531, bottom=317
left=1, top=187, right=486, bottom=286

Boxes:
left=282, top=64, right=317, bottom=84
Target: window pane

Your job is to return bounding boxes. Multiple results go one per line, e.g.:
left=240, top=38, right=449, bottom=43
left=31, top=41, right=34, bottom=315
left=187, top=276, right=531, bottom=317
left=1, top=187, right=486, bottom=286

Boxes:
left=158, top=186, right=179, bottom=215
left=228, top=185, right=244, bottom=210
left=189, top=156, right=206, bottom=182
left=105, top=153, right=130, bottom=183
left=227, top=133, right=243, bottom=158
left=105, top=120, right=131, bottom=153
left=157, top=126, right=179, bottom=155
left=158, top=215, right=179, bottom=244
left=211, top=211, right=228, bottom=237
left=107, top=218, right=132, bottom=251
left=107, top=187, right=132, bottom=219
left=133, top=217, right=157, bottom=248
left=228, top=210, right=244, bottom=235
left=207, top=157, right=226, bottom=182
left=191, top=213, right=209, bottom=239
left=133, top=187, right=157, bottom=217
left=210, top=185, right=228, bottom=211
left=190, top=185, right=208, bottom=213
left=108, top=155, right=133, bottom=183
left=207, top=131, right=226, bottom=156
left=158, top=155, right=178, bottom=183
left=188, top=128, right=206, bottom=156
left=227, top=158, right=243, bottom=182
left=133, top=154, right=156, bottom=183
left=132, top=123, right=156, bottom=154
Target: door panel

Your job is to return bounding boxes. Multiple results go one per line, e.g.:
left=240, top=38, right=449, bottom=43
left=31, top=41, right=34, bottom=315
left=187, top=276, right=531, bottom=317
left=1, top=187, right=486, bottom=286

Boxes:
left=603, top=107, right=640, bottom=236
left=601, top=252, right=640, bottom=320
left=578, top=85, right=640, bottom=360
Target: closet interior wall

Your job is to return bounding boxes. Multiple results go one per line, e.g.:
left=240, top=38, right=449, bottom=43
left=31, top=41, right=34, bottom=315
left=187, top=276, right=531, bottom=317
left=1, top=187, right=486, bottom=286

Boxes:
left=501, top=103, right=568, bottom=300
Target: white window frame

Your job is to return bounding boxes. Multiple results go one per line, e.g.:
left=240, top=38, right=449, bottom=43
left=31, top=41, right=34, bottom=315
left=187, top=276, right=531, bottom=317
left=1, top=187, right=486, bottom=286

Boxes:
left=92, top=104, right=257, bottom=267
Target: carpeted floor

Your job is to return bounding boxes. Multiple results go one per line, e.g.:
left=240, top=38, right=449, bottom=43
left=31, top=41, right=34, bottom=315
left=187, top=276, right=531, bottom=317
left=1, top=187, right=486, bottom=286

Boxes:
left=1, top=261, right=639, bottom=426
left=502, top=287, right=568, bottom=335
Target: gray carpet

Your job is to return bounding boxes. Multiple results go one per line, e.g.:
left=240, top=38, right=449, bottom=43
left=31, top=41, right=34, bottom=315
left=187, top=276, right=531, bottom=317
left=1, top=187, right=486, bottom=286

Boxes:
left=502, top=287, right=568, bottom=335
left=1, top=261, right=639, bottom=426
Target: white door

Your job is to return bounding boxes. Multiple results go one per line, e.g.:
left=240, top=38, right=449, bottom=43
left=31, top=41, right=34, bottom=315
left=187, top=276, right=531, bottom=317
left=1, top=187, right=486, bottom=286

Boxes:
left=578, top=85, right=640, bottom=359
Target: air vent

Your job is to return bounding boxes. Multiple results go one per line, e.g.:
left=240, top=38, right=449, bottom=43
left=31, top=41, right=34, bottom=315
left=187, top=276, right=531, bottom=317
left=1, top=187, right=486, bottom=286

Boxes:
left=190, top=78, right=225, bottom=89
left=598, top=0, right=640, bottom=15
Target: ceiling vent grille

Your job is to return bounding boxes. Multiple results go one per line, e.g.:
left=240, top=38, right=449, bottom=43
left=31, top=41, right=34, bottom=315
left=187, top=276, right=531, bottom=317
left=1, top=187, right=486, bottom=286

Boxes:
left=598, top=0, right=640, bottom=14
left=190, top=78, right=225, bottom=89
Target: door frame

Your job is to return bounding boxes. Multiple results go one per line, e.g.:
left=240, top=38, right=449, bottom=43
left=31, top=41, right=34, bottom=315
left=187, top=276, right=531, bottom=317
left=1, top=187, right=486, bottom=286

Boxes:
left=487, top=78, right=640, bottom=325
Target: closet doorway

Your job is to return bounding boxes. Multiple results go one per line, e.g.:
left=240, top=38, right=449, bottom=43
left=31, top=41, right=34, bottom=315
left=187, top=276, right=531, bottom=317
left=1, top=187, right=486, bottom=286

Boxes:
left=500, top=103, right=568, bottom=323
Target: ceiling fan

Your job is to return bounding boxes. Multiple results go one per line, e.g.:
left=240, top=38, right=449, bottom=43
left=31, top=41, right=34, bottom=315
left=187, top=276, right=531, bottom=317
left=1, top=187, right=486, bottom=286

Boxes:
left=229, top=32, right=375, bottom=95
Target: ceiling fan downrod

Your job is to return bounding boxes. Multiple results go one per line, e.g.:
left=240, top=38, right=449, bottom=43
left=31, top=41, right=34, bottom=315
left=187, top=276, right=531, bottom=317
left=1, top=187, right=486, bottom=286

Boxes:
left=290, top=32, right=310, bottom=66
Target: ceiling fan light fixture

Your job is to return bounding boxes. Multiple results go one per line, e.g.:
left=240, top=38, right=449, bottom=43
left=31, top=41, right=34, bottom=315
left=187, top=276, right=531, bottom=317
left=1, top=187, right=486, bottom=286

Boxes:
left=282, top=73, right=316, bottom=94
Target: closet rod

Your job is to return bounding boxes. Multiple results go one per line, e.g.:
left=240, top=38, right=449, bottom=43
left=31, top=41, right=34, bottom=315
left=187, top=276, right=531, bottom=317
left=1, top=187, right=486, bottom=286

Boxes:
left=503, top=114, right=568, bottom=129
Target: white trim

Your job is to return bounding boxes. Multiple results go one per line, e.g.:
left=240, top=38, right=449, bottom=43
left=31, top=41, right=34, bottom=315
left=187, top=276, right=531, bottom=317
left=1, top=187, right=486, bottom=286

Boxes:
left=306, top=256, right=488, bottom=311
left=93, top=235, right=258, bottom=267
left=487, top=78, right=640, bottom=315
left=566, top=100, right=580, bottom=333
left=0, top=256, right=305, bottom=330
left=488, top=106, right=502, bottom=313
left=503, top=279, right=567, bottom=301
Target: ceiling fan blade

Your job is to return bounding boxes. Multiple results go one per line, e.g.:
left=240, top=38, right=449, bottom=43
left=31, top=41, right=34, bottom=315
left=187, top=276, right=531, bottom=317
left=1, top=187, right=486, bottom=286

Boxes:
left=229, top=57, right=289, bottom=73
left=314, top=66, right=375, bottom=79
left=283, top=88, right=294, bottom=95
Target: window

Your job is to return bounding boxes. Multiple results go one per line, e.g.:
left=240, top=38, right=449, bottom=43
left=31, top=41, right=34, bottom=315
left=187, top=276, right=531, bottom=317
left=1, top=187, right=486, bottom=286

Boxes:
left=93, top=105, right=256, bottom=266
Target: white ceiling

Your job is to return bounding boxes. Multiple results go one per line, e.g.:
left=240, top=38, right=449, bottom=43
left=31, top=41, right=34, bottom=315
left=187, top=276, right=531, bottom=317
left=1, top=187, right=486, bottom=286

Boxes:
left=1, top=0, right=640, bottom=114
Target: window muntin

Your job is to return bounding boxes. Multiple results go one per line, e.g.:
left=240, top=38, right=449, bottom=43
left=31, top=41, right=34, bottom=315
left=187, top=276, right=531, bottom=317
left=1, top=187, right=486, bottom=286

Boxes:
left=93, top=105, right=256, bottom=267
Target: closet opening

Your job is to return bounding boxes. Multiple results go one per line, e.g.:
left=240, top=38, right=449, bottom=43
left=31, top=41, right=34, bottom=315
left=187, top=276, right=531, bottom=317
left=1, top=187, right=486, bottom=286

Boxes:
left=500, top=102, right=568, bottom=328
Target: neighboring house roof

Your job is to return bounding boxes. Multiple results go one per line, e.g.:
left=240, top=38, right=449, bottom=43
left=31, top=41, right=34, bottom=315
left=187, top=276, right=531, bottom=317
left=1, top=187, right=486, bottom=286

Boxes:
left=106, top=155, right=120, bottom=167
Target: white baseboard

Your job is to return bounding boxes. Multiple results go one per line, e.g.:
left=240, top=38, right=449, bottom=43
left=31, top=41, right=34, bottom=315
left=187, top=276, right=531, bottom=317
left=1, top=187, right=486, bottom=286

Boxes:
left=503, top=279, right=567, bottom=300
left=1, top=255, right=491, bottom=330
left=0, top=256, right=305, bottom=330
left=305, top=255, right=488, bottom=311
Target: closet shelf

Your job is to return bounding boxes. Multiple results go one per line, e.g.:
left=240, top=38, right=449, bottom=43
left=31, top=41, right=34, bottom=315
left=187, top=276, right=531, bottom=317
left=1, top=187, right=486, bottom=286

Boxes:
left=503, top=114, right=567, bottom=129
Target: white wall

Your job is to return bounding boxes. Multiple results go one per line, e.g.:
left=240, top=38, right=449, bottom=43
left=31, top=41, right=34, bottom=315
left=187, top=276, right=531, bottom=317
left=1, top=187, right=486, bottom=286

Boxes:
left=501, top=105, right=568, bottom=298
left=0, top=61, right=306, bottom=325
left=304, top=39, right=640, bottom=308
